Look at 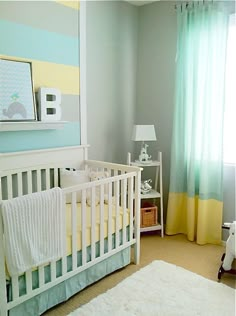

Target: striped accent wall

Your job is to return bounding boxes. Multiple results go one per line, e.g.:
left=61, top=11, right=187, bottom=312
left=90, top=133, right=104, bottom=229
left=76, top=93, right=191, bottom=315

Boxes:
left=0, top=1, right=80, bottom=152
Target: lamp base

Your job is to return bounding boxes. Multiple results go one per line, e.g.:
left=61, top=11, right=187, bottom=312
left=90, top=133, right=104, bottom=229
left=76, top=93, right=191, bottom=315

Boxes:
left=138, top=142, right=152, bottom=162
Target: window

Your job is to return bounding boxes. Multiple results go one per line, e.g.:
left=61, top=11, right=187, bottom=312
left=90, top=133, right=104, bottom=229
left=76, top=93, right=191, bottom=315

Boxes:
left=224, top=14, right=236, bottom=164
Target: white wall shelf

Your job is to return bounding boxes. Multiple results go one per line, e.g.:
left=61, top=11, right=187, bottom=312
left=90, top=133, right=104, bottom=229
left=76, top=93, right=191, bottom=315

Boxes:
left=0, top=121, right=67, bottom=132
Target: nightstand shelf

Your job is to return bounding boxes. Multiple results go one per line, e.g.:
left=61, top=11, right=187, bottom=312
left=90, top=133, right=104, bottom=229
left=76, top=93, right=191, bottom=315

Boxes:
left=128, top=152, right=164, bottom=237
left=141, top=189, right=161, bottom=199
left=140, top=224, right=162, bottom=233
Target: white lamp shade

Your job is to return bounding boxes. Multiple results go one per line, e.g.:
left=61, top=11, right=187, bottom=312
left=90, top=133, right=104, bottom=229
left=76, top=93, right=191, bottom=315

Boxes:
left=132, top=125, right=157, bottom=141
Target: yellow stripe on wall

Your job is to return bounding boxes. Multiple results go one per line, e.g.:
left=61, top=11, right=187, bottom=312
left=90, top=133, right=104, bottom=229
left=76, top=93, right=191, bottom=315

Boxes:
left=56, top=1, right=80, bottom=10
left=33, top=61, right=80, bottom=95
left=1, top=55, right=80, bottom=95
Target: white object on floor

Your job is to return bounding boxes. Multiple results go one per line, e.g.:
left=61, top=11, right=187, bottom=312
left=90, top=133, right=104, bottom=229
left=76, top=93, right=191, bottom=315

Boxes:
left=69, top=260, right=235, bottom=316
left=1, top=187, right=64, bottom=276
left=222, top=221, right=236, bottom=270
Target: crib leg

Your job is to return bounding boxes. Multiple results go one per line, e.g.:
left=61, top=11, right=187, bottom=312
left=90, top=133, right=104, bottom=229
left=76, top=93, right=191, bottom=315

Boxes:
left=134, top=239, right=140, bottom=265
left=0, top=289, right=8, bottom=316
left=0, top=306, right=8, bottom=316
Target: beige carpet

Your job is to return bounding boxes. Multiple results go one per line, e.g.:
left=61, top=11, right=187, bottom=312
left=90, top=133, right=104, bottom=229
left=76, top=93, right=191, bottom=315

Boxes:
left=43, top=233, right=236, bottom=316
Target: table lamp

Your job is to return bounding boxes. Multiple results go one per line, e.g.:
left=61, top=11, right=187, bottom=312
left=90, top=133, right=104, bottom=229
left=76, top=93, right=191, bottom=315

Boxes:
left=132, top=125, right=157, bottom=163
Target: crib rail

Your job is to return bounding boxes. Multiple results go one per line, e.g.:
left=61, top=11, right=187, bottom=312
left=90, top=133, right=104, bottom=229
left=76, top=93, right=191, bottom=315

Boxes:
left=0, top=166, right=60, bottom=201
left=84, top=159, right=140, bottom=175
left=0, top=159, right=141, bottom=316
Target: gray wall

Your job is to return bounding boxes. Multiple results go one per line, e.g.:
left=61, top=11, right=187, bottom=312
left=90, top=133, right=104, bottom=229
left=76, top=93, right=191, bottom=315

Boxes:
left=136, top=1, right=176, bottom=216
left=86, top=0, right=138, bottom=163
left=222, top=165, right=236, bottom=240
left=86, top=0, right=235, bottom=239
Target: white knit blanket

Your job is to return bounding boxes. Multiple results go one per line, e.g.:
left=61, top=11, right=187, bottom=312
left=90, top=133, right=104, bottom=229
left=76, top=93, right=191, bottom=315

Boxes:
left=1, top=187, right=64, bottom=276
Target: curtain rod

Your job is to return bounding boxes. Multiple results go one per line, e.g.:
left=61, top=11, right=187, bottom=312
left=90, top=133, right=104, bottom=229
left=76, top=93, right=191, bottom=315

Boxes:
left=175, top=0, right=214, bottom=10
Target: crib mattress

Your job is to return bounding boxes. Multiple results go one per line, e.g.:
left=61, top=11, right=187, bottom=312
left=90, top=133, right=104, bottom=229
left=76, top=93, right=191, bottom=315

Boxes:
left=65, top=202, right=130, bottom=254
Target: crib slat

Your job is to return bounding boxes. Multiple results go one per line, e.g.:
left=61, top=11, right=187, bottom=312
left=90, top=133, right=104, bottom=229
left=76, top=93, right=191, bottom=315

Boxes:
left=128, top=177, right=134, bottom=242
left=0, top=211, right=7, bottom=315
left=45, top=169, right=50, bottom=190
left=115, top=178, right=120, bottom=248
left=17, top=173, right=23, bottom=196
left=134, top=170, right=141, bottom=264
left=122, top=178, right=127, bottom=244
left=50, top=261, right=57, bottom=281
left=36, top=169, right=42, bottom=192
left=81, top=189, right=87, bottom=266
left=99, top=185, right=105, bottom=256
left=62, top=252, right=67, bottom=276
left=27, top=171, right=32, bottom=194
left=91, top=187, right=96, bottom=261
left=25, top=270, right=32, bottom=294
left=71, top=192, right=77, bottom=270
left=0, top=178, right=2, bottom=200
left=107, top=182, right=112, bottom=252
left=54, top=168, right=59, bottom=187
left=38, top=266, right=45, bottom=288
left=61, top=257, right=67, bottom=277
left=11, top=276, right=19, bottom=300
left=7, top=175, right=13, bottom=199
left=61, top=196, right=67, bottom=276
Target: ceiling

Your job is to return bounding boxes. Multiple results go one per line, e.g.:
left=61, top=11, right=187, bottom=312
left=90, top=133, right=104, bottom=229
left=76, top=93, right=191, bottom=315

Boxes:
left=124, top=1, right=159, bottom=6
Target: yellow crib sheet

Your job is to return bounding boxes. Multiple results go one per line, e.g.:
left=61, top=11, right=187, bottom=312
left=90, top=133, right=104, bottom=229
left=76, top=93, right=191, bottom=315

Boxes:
left=65, top=203, right=130, bottom=255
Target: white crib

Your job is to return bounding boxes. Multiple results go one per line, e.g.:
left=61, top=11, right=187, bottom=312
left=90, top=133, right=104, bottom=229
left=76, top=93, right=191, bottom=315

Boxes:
left=0, top=145, right=141, bottom=316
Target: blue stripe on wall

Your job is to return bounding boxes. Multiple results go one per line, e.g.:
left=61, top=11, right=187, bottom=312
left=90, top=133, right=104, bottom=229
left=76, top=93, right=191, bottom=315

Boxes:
left=0, top=19, right=79, bottom=66
left=0, top=122, right=80, bottom=152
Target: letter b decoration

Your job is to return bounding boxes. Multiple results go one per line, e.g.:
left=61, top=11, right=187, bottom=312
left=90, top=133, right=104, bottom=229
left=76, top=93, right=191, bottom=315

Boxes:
left=37, top=87, right=62, bottom=121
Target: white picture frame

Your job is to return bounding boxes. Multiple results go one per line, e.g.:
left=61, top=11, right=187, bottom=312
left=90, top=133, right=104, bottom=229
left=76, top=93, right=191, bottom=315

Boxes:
left=0, top=59, right=37, bottom=121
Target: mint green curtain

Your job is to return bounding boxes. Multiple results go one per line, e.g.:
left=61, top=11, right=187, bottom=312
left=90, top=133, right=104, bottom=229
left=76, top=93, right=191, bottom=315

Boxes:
left=166, top=2, right=230, bottom=244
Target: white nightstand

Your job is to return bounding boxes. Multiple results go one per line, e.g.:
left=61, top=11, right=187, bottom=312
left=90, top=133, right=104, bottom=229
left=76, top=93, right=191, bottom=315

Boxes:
left=127, top=152, right=164, bottom=237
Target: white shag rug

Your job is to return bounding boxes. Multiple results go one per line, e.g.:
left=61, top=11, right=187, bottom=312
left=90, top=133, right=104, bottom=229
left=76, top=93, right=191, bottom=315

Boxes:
left=68, top=260, right=235, bottom=316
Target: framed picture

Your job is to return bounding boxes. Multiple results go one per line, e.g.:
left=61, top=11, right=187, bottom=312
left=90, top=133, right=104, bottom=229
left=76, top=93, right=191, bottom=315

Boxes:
left=0, top=59, right=37, bottom=121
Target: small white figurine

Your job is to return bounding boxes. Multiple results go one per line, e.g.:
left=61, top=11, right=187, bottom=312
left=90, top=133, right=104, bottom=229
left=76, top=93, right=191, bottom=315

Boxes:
left=139, top=144, right=152, bottom=162
left=141, top=179, right=152, bottom=194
